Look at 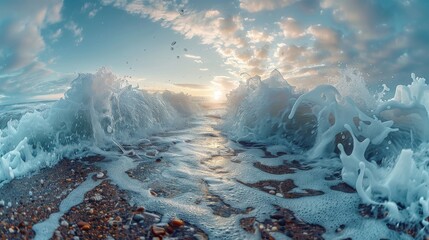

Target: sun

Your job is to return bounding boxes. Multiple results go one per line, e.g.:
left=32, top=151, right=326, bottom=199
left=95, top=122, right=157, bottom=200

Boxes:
left=213, top=90, right=223, bottom=101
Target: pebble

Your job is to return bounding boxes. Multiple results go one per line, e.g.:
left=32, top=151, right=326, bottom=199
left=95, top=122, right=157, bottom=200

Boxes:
left=275, top=193, right=284, bottom=197
left=336, top=224, right=346, bottom=233
left=194, top=232, right=208, bottom=240
left=96, top=172, right=104, bottom=178
left=165, top=225, right=174, bottom=234
left=73, top=237, right=80, bottom=240
left=270, top=214, right=283, bottom=220
left=150, top=190, right=158, bottom=196
left=61, top=220, right=69, bottom=227
left=0, top=200, right=4, bottom=207
left=169, top=218, right=185, bottom=228
left=133, top=214, right=145, bottom=222
left=151, top=226, right=166, bottom=237
left=136, top=207, right=145, bottom=213
left=269, top=190, right=275, bottom=194
left=78, top=221, right=91, bottom=230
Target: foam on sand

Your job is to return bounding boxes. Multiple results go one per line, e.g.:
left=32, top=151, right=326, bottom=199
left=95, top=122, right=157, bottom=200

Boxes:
left=223, top=69, right=429, bottom=227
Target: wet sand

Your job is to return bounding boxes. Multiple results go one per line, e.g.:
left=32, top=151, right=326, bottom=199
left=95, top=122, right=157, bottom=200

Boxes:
left=0, top=115, right=423, bottom=240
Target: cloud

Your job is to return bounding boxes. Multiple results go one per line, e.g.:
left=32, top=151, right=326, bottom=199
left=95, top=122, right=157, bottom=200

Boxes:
left=246, top=29, right=274, bottom=43
left=0, top=61, right=75, bottom=103
left=0, top=0, right=63, bottom=72
left=103, top=0, right=429, bottom=91
left=199, top=68, right=209, bottom=71
left=278, top=18, right=304, bottom=38
left=81, top=2, right=102, bottom=18
left=184, top=54, right=201, bottom=60
left=65, top=21, right=83, bottom=45
left=184, top=54, right=203, bottom=63
left=239, top=0, right=296, bottom=12
left=211, top=76, right=238, bottom=91
left=174, top=83, right=210, bottom=89
left=320, top=0, right=398, bottom=40
left=0, top=0, right=74, bottom=102
left=102, top=1, right=268, bottom=78
left=50, top=28, right=63, bottom=42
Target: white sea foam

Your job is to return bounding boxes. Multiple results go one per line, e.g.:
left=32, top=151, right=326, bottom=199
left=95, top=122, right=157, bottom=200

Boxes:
left=0, top=68, right=198, bottom=184
left=223, top=69, right=429, bottom=227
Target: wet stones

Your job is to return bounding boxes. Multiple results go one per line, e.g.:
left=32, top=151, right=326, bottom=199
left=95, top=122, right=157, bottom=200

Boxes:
left=151, top=225, right=166, bottom=237
left=240, top=217, right=256, bottom=233
left=77, top=221, right=91, bottom=231
left=132, top=214, right=145, bottom=223
left=254, top=160, right=311, bottom=175
left=330, top=182, right=356, bottom=193
left=238, top=179, right=324, bottom=198
left=0, top=159, right=98, bottom=238
left=240, top=206, right=326, bottom=240
left=51, top=180, right=208, bottom=239
left=169, top=218, right=185, bottom=228
left=201, top=180, right=247, bottom=217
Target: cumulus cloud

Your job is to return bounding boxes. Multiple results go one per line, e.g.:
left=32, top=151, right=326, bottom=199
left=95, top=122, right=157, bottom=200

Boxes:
left=278, top=18, right=304, bottom=38
left=239, top=0, right=296, bottom=12
left=103, top=0, right=429, bottom=90
left=246, top=29, right=274, bottom=43
left=102, top=0, right=268, bottom=80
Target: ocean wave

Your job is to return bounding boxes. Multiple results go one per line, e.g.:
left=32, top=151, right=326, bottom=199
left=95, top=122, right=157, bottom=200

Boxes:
left=0, top=68, right=198, bottom=184
left=223, top=69, right=429, bottom=223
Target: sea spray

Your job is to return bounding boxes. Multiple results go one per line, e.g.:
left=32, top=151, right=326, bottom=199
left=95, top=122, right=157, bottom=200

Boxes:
left=0, top=68, right=198, bottom=184
left=223, top=69, right=429, bottom=224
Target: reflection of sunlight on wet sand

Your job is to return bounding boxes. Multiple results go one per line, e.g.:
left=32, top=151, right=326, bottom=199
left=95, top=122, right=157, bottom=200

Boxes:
left=198, top=100, right=226, bottom=110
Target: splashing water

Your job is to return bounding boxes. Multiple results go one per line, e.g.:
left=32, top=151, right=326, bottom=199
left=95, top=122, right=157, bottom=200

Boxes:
left=0, top=68, right=198, bottom=184
left=223, top=69, right=429, bottom=227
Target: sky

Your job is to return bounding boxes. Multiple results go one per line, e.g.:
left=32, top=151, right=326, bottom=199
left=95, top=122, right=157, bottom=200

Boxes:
left=0, top=0, right=428, bottom=104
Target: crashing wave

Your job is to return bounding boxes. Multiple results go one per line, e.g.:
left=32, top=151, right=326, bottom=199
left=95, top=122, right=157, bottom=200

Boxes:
left=0, top=68, right=198, bottom=184
left=223, top=69, right=429, bottom=225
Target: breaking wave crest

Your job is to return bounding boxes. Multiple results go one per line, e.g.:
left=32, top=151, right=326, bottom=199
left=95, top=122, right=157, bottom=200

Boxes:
left=223, top=69, right=429, bottom=226
left=0, top=68, right=198, bottom=184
